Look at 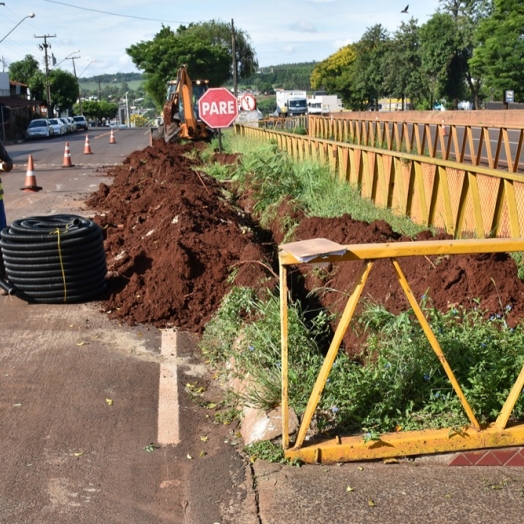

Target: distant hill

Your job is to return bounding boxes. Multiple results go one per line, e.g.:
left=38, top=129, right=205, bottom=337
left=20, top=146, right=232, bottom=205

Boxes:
left=240, top=62, right=317, bottom=91
left=79, top=62, right=317, bottom=94
left=79, top=72, right=144, bottom=83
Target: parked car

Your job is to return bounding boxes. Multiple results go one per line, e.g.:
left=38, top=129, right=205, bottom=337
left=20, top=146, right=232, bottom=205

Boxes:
left=26, top=119, right=54, bottom=139
left=59, top=117, right=73, bottom=134
left=73, top=115, right=88, bottom=131
left=48, top=118, right=67, bottom=136
left=65, top=116, right=77, bottom=133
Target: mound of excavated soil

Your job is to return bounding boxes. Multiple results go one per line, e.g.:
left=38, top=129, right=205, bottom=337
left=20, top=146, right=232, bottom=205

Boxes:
left=87, top=141, right=524, bottom=349
left=86, top=141, right=273, bottom=333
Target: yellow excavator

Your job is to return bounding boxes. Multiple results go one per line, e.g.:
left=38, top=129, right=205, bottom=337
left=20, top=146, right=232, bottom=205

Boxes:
left=159, top=65, right=213, bottom=142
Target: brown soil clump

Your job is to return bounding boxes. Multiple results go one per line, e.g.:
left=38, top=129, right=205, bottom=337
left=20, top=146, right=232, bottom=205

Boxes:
left=87, top=141, right=524, bottom=348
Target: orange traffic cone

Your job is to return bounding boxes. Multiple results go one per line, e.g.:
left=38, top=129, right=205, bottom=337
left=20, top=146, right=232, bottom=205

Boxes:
left=61, top=142, right=74, bottom=168
left=20, top=155, right=42, bottom=192
left=109, top=129, right=116, bottom=144
left=441, top=119, right=448, bottom=137
left=83, top=134, right=93, bottom=154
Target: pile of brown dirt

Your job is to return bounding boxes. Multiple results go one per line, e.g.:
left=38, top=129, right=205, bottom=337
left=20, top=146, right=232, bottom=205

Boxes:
left=86, top=141, right=274, bottom=333
left=87, top=141, right=524, bottom=348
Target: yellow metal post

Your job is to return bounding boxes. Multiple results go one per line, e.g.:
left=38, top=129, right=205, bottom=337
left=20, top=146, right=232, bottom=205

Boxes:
left=279, top=257, right=290, bottom=449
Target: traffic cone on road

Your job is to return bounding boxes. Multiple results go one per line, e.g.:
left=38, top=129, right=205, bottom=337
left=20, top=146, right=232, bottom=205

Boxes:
left=20, top=155, right=42, bottom=193
left=61, top=142, right=74, bottom=168
left=441, top=119, right=448, bottom=137
left=83, top=134, right=93, bottom=154
left=109, top=129, right=116, bottom=144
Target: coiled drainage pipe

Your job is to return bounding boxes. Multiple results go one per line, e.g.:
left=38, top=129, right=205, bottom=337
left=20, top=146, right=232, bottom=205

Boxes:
left=0, top=214, right=107, bottom=303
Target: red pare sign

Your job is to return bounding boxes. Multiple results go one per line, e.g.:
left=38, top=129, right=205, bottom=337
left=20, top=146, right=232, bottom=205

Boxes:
left=198, top=88, right=239, bottom=128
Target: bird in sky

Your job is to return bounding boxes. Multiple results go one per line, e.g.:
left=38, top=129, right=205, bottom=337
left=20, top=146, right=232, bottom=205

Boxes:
left=401, top=4, right=409, bottom=13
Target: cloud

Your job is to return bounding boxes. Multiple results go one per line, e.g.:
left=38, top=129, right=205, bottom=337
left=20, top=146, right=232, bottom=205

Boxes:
left=288, top=20, right=318, bottom=33
left=282, top=45, right=297, bottom=54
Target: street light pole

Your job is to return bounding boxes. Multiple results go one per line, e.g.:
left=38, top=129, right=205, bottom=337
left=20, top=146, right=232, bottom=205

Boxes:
left=0, top=12, right=35, bottom=45
left=66, top=54, right=82, bottom=114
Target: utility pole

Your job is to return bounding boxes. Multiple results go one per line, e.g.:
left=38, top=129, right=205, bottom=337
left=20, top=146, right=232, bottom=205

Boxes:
left=35, top=34, right=56, bottom=117
left=231, top=19, right=238, bottom=98
left=66, top=54, right=81, bottom=114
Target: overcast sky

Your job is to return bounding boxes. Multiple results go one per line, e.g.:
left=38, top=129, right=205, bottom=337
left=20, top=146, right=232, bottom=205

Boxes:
left=2, top=0, right=441, bottom=78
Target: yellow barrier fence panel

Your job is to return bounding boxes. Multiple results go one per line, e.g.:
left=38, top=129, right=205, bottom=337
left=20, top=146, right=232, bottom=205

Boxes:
left=279, top=238, right=524, bottom=463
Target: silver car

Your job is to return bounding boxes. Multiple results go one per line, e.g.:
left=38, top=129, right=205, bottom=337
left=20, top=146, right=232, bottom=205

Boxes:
left=48, top=118, right=67, bottom=136
left=65, top=116, right=77, bottom=133
left=26, top=118, right=54, bottom=139
left=59, top=117, right=72, bottom=134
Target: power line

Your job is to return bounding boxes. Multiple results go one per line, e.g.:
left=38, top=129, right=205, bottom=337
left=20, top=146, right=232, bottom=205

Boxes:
left=43, top=0, right=187, bottom=24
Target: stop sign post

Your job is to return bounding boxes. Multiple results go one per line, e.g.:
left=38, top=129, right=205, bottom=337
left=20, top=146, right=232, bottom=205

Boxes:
left=198, top=88, right=239, bottom=152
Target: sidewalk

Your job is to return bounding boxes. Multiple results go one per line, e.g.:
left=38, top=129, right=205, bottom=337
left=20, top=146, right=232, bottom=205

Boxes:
left=251, top=456, right=524, bottom=524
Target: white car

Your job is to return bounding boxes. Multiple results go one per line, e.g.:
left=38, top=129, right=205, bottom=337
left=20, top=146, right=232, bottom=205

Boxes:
left=48, top=118, right=67, bottom=136
left=73, top=115, right=88, bottom=131
left=65, top=116, right=77, bottom=133
left=59, top=117, right=73, bottom=133
left=26, top=119, right=54, bottom=139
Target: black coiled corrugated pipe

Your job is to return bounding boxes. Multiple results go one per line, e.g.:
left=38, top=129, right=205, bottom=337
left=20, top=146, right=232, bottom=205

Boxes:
left=0, top=214, right=107, bottom=303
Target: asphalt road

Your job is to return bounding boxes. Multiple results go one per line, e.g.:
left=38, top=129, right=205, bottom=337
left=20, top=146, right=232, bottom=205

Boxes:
left=0, top=130, right=256, bottom=524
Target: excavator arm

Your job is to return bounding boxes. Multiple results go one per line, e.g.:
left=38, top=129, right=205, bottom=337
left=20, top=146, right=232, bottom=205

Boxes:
left=161, top=65, right=212, bottom=143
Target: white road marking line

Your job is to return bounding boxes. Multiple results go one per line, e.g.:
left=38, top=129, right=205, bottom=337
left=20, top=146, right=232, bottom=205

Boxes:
left=158, top=329, right=180, bottom=445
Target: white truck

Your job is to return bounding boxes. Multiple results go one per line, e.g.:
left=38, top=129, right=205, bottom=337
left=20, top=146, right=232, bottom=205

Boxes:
left=275, top=90, right=308, bottom=117
left=307, top=94, right=343, bottom=115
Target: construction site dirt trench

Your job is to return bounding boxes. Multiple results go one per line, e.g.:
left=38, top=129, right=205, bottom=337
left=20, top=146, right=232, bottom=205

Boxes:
left=87, top=140, right=524, bottom=354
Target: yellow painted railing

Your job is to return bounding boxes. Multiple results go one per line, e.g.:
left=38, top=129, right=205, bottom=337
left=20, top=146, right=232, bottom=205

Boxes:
left=309, top=114, right=524, bottom=173
left=279, top=237, right=524, bottom=463
left=236, top=124, right=524, bottom=239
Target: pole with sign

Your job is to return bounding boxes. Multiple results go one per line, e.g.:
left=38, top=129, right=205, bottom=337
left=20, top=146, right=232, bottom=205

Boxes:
left=198, top=88, right=239, bottom=152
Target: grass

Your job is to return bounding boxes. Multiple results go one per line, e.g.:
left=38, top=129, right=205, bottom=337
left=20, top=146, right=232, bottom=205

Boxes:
left=202, top=288, right=524, bottom=437
left=214, top=132, right=426, bottom=238
left=197, top=130, right=524, bottom=446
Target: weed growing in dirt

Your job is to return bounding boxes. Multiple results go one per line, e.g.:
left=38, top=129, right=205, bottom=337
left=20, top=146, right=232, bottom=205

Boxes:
left=244, top=440, right=302, bottom=466
left=202, top=287, right=524, bottom=437
left=330, top=300, right=524, bottom=433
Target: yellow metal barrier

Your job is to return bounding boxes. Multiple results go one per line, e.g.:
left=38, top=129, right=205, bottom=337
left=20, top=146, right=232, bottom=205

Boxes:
left=309, top=114, right=524, bottom=173
left=279, top=237, right=524, bottom=463
left=235, top=124, right=524, bottom=239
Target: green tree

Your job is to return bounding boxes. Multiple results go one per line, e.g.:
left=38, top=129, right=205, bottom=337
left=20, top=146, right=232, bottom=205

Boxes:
left=9, top=55, right=40, bottom=85
left=351, top=25, right=390, bottom=110
left=383, top=19, right=423, bottom=109
left=79, top=100, right=118, bottom=121
left=419, top=12, right=466, bottom=108
left=31, top=69, right=79, bottom=114
left=469, top=0, right=524, bottom=102
left=126, top=22, right=254, bottom=108
left=178, top=20, right=258, bottom=80
left=310, top=45, right=357, bottom=108
left=439, top=0, right=492, bottom=108
left=50, top=69, right=79, bottom=114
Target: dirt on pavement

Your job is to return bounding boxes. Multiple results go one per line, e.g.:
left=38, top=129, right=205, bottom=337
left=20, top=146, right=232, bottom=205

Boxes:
left=86, top=139, right=524, bottom=353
